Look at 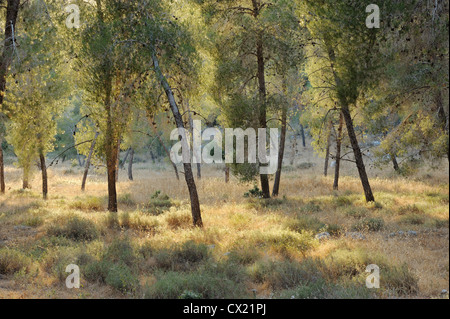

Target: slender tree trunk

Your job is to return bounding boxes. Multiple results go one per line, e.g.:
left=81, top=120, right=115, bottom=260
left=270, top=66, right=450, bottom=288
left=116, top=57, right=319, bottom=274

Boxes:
left=391, top=153, right=400, bottom=172
left=152, top=51, right=202, bottom=227
left=39, top=151, right=47, bottom=200
left=0, top=0, right=21, bottom=194
left=148, top=118, right=180, bottom=180
left=150, top=149, right=156, bottom=164
left=272, top=86, right=288, bottom=197
left=120, top=147, right=131, bottom=169
left=333, top=113, right=344, bottom=190
left=186, top=100, right=201, bottom=180
left=115, top=140, right=121, bottom=182
left=0, top=136, right=5, bottom=194
left=435, top=89, right=449, bottom=161
left=290, top=134, right=297, bottom=165
left=256, top=34, right=270, bottom=198
left=341, top=105, right=375, bottom=202
left=300, top=124, right=306, bottom=148
left=225, top=166, right=230, bottom=183
left=128, top=148, right=134, bottom=181
left=324, top=121, right=332, bottom=177
left=81, top=131, right=99, bottom=191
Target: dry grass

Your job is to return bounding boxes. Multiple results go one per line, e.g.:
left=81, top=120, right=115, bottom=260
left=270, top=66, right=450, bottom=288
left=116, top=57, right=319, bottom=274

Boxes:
left=0, top=145, right=448, bottom=299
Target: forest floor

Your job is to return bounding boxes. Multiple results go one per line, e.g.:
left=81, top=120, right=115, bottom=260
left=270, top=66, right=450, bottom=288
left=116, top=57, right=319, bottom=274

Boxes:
left=0, top=144, right=448, bottom=299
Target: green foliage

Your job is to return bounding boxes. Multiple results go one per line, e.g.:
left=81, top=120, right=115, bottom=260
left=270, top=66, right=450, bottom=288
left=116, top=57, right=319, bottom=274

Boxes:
left=47, top=216, right=99, bottom=241
left=0, top=248, right=32, bottom=275
left=351, top=218, right=385, bottom=232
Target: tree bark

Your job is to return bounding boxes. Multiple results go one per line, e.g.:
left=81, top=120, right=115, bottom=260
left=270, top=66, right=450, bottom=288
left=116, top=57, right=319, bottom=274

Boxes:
left=435, top=89, right=449, bottom=161
left=128, top=148, right=134, bottom=181
left=81, top=131, right=99, bottom=191
left=0, top=136, right=5, bottom=194
left=333, top=113, right=344, bottom=190
left=120, top=147, right=131, bottom=169
left=0, top=0, right=21, bottom=194
left=256, top=34, right=270, bottom=198
left=300, top=124, right=306, bottom=148
left=324, top=121, right=332, bottom=177
left=272, top=92, right=288, bottom=197
left=341, top=105, right=375, bottom=202
left=39, top=151, right=47, bottom=200
left=152, top=51, right=202, bottom=227
left=391, top=153, right=400, bottom=172
left=186, top=100, right=201, bottom=180
left=290, top=134, right=297, bottom=165
left=225, top=166, right=230, bottom=183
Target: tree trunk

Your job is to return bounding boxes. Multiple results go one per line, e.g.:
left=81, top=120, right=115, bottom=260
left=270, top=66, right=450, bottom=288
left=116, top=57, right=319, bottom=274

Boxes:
left=341, top=105, right=375, bottom=202
left=115, top=140, right=121, bottom=182
left=150, top=149, right=156, bottom=164
left=435, top=89, right=449, bottom=161
left=81, top=131, right=99, bottom=191
left=120, top=147, right=131, bottom=169
left=186, top=100, right=201, bottom=180
left=391, top=153, right=400, bottom=172
left=0, top=136, right=5, bottom=194
left=290, top=134, right=297, bottom=165
left=39, top=151, right=47, bottom=200
left=333, top=113, right=344, bottom=190
left=272, top=90, right=288, bottom=197
left=225, top=166, right=230, bottom=183
left=148, top=118, right=180, bottom=181
left=256, top=34, right=270, bottom=198
left=324, top=121, right=332, bottom=177
left=300, top=124, right=306, bottom=148
left=0, top=0, right=21, bottom=194
left=128, top=148, right=134, bottom=181
left=152, top=51, right=202, bottom=227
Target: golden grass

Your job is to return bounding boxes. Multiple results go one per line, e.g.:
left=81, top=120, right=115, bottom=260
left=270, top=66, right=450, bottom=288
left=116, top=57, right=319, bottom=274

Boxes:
left=0, top=146, right=448, bottom=299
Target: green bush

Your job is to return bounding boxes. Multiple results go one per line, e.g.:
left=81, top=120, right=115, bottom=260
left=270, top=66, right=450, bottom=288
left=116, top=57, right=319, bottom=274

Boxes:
left=69, top=196, right=104, bottom=211
left=105, top=263, right=139, bottom=293
left=0, top=248, right=32, bottom=275
left=103, top=238, right=138, bottom=267
left=345, top=207, right=369, bottom=219
left=47, top=216, right=99, bottom=241
left=351, top=218, right=385, bottom=232
left=153, top=241, right=209, bottom=271
left=400, top=214, right=426, bottom=225
left=144, top=264, right=247, bottom=299
left=285, top=216, right=325, bottom=233
left=118, top=193, right=135, bottom=206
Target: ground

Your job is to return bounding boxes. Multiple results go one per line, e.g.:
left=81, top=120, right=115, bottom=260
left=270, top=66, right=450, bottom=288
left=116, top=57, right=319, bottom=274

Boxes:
left=0, top=143, right=448, bottom=299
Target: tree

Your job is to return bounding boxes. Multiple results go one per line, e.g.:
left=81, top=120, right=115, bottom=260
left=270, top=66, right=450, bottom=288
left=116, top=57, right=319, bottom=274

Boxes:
left=302, top=0, right=395, bottom=202
left=199, top=0, right=304, bottom=198
left=0, top=0, right=21, bottom=194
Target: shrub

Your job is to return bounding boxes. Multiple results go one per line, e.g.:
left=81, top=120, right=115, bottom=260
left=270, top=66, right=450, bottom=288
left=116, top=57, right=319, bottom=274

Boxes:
left=351, top=218, right=385, bottom=232
left=334, top=196, right=352, bottom=207
left=244, top=185, right=264, bottom=198
left=105, top=263, right=139, bottom=293
left=120, top=212, right=159, bottom=232
left=69, top=196, right=104, bottom=211
left=285, top=216, right=325, bottom=233
left=263, top=230, right=317, bottom=256
left=227, top=247, right=261, bottom=265
left=47, top=216, right=99, bottom=241
left=164, top=210, right=192, bottom=229
left=144, top=265, right=247, bottom=299
left=153, top=241, right=209, bottom=271
left=400, top=214, right=426, bottom=225
left=299, top=201, right=322, bottom=213
left=145, top=192, right=174, bottom=215
left=0, top=248, right=32, bottom=275
left=103, top=238, right=138, bottom=267
left=118, top=193, right=135, bottom=206
left=345, top=207, right=369, bottom=219
left=383, top=264, right=419, bottom=296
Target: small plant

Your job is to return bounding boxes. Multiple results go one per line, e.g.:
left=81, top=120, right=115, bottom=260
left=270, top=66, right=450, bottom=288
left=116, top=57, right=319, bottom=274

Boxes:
left=400, top=214, right=426, bottom=225
left=352, top=218, right=385, bottom=232
left=47, top=216, right=99, bottom=241
left=69, top=196, right=104, bottom=211
left=179, top=290, right=203, bottom=299
left=244, top=185, right=264, bottom=198
left=0, top=248, right=32, bottom=275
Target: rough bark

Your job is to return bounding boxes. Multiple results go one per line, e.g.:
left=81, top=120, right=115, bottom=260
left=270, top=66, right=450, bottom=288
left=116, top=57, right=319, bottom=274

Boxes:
left=81, top=131, right=99, bottom=191
left=39, top=152, right=47, bottom=200
left=128, top=148, right=134, bottom=181
left=152, top=51, right=202, bottom=227
left=333, top=113, right=344, bottom=190
left=272, top=97, right=288, bottom=197
left=0, top=0, right=21, bottom=194
left=324, top=121, right=332, bottom=177
left=300, top=124, right=306, bottom=148
left=341, top=105, right=375, bottom=202
left=256, top=34, right=270, bottom=198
